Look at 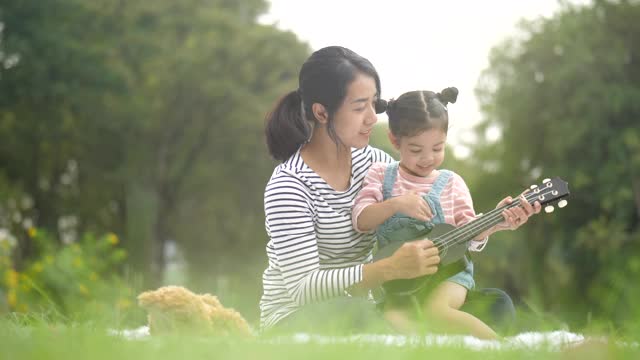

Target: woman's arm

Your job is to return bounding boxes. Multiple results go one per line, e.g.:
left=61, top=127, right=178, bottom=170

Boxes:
left=350, top=239, right=441, bottom=293
left=266, top=175, right=367, bottom=305
left=267, top=173, right=442, bottom=300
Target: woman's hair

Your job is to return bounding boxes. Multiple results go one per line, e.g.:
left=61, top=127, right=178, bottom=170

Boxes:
left=381, top=87, right=458, bottom=138
left=265, top=46, right=381, bottom=162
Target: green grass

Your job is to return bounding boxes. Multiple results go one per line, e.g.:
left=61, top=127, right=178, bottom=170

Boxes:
left=1, top=314, right=638, bottom=360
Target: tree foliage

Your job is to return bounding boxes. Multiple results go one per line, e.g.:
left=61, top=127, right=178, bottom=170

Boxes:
left=472, top=0, right=640, bottom=328
left=0, top=0, right=309, bottom=319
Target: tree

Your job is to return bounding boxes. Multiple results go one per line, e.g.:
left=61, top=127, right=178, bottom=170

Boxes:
left=472, top=0, right=640, bottom=327
left=0, top=0, right=130, bottom=265
left=107, top=1, right=309, bottom=286
left=0, top=0, right=310, bottom=302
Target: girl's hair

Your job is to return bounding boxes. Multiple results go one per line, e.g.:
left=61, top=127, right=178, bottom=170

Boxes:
left=265, top=46, right=382, bottom=162
left=381, top=87, right=458, bottom=138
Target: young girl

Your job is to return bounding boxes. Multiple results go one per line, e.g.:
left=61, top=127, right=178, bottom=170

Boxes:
left=352, top=88, right=540, bottom=339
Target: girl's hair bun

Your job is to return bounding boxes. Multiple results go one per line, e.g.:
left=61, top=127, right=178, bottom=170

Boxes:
left=437, top=87, right=458, bottom=106
left=375, top=99, right=388, bottom=114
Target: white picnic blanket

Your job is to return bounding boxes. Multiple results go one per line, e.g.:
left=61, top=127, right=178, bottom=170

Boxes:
left=268, top=331, right=588, bottom=351
left=111, top=326, right=640, bottom=351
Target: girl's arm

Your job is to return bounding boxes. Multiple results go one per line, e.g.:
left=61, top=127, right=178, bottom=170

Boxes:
left=356, top=193, right=432, bottom=231
left=353, top=164, right=432, bottom=232
left=450, top=174, right=491, bottom=250
left=451, top=174, right=541, bottom=249
left=355, top=198, right=400, bottom=232
left=483, top=194, right=542, bottom=235
left=352, top=163, right=388, bottom=232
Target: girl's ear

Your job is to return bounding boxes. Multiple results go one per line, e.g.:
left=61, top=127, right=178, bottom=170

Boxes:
left=311, top=103, right=329, bottom=124
left=387, top=131, right=400, bottom=150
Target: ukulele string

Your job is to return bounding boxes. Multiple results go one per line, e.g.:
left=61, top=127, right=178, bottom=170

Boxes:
left=434, top=189, right=550, bottom=251
left=434, top=189, right=545, bottom=250
left=433, top=188, right=553, bottom=252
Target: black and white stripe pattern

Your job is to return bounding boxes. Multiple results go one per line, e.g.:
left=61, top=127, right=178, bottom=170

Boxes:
left=260, top=146, right=392, bottom=330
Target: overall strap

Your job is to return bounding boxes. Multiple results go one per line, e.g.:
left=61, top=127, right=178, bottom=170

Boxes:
left=381, top=161, right=400, bottom=201
left=428, top=170, right=453, bottom=198
left=425, top=170, right=453, bottom=224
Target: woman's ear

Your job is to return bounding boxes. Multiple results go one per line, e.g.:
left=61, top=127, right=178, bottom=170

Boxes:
left=311, top=103, right=329, bottom=124
left=387, top=131, right=400, bottom=150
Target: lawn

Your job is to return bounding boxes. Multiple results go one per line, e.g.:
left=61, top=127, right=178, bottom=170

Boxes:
left=1, top=315, right=638, bottom=360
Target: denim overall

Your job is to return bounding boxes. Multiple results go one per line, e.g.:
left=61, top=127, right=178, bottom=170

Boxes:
left=376, top=162, right=475, bottom=293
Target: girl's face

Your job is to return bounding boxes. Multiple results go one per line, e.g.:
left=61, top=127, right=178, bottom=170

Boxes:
left=390, top=128, right=447, bottom=177
left=331, top=73, right=379, bottom=149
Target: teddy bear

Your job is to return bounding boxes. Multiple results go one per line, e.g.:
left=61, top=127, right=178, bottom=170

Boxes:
left=137, top=285, right=252, bottom=336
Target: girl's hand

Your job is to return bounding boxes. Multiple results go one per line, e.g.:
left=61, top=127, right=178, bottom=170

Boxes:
left=494, top=194, right=541, bottom=231
left=392, top=191, right=433, bottom=221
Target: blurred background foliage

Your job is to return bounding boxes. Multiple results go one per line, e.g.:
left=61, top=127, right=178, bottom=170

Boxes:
left=0, top=0, right=638, bottom=332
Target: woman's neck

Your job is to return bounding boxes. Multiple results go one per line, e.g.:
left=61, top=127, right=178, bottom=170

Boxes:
left=300, top=126, right=352, bottom=191
left=301, top=126, right=351, bottom=166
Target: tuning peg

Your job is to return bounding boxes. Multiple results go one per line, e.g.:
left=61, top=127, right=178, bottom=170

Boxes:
left=558, top=200, right=568, bottom=208
left=542, top=178, right=551, bottom=184
left=530, top=184, right=538, bottom=190
left=544, top=205, right=555, bottom=213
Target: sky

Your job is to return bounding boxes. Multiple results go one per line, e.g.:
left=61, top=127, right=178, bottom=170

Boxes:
left=259, top=0, right=585, bottom=158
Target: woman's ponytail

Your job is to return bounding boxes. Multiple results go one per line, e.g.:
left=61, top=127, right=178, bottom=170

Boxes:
left=265, top=46, right=382, bottom=162
left=265, top=90, right=311, bottom=162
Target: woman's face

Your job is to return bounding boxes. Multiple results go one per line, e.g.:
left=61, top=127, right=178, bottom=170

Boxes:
left=331, top=73, right=379, bottom=149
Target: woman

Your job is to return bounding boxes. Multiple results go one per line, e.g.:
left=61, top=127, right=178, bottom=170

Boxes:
left=260, top=46, right=535, bottom=334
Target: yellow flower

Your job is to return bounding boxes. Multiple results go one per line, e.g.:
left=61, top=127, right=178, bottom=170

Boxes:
left=78, top=283, right=89, bottom=296
left=106, top=233, right=119, bottom=245
left=27, top=227, right=37, bottom=238
left=20, top=282, right=31, bottom=292
left=4, top=269, right=18, bottom=288
left=73, top=257, right=83, bottom=268
left=117, top=298, right=132, bottom=310
left=18, top=274, right=30, bottom=293
left=7, top=289, right=17, bottom=307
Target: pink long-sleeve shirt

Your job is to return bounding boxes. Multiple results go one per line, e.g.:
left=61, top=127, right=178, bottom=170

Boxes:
left=352, top=162, right=488, bottom=251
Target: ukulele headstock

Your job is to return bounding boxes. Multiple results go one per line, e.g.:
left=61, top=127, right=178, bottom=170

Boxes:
left=527, top=177, right=570, bottom=213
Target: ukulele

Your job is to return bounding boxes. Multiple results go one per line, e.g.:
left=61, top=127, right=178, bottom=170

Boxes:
left=373, top=177, right=570, bottom=296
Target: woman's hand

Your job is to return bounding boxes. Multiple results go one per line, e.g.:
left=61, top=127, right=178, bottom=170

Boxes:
left=391, top=191, right=433, bottom=221
left=386, top=239, right=440, bottom=280
left=360, top=239, right=440, bottom=290
left=494, top=194, right=541, bottom=231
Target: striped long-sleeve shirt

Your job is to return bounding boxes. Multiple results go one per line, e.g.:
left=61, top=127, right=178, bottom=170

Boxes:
left=259, top=146, right=392, bottom=330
